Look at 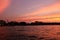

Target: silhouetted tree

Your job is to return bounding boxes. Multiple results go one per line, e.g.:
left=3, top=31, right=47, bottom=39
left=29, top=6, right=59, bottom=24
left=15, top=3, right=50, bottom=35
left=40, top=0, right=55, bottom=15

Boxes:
left=30, top=22, right=35, bottom=25
left=0, top=20, right=6, bottom=26
left=35, top=21, right=42, bottom=25
left=19, top=22, right=27, bottom=25
left=7, top=21, right=18, bottom=26
left=30, top=21, right=43, bottom=25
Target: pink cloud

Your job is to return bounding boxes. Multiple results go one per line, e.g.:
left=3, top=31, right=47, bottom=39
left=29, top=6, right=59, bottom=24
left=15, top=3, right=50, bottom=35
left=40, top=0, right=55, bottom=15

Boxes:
left=0, top=0, right=11, bottom=13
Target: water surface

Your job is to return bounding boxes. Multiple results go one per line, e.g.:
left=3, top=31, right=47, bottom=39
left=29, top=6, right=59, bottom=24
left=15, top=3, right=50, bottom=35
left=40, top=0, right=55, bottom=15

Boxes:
left=0, top=25, right=60, bottom=40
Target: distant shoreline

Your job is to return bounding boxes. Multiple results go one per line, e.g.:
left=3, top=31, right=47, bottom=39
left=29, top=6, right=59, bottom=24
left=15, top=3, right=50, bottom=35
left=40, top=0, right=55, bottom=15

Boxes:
left=1, top=23, right=60, bottom=26
left=0, top=20, right=60, bottom=26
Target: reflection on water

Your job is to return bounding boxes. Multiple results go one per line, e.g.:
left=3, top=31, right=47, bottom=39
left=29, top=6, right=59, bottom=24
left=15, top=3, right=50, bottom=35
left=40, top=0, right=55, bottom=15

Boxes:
left=0, top=25, right=60, bottom=40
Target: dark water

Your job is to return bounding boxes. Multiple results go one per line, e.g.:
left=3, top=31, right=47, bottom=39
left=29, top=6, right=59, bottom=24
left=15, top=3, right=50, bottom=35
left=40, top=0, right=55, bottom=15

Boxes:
left=0, top=25, right=60, bottom=40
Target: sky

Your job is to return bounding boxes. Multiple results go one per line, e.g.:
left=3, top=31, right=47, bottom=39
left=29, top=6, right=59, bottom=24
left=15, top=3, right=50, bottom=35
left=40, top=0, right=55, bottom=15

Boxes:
left=0, top=0, right=60, bottom=22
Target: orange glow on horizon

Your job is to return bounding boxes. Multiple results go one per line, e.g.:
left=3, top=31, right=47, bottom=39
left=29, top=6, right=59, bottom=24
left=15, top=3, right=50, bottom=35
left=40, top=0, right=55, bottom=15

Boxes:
left=16, top=2, right=60, bottom=22
left=14, top=13, right=60, bottom=22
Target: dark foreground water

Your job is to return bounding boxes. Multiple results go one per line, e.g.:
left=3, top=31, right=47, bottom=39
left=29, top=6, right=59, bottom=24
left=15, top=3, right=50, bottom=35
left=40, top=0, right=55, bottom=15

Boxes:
left=0, top=25, right=60, bottom=40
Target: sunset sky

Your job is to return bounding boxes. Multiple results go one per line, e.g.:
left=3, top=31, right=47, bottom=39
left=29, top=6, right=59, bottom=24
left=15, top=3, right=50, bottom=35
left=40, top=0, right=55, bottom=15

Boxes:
left=0, top=0, right=60, bottom=22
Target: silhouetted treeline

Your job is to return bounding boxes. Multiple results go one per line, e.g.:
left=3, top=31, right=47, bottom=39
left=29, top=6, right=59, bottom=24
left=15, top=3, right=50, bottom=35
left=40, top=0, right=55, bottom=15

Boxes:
left=0, top=20, right=60, bottom=26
